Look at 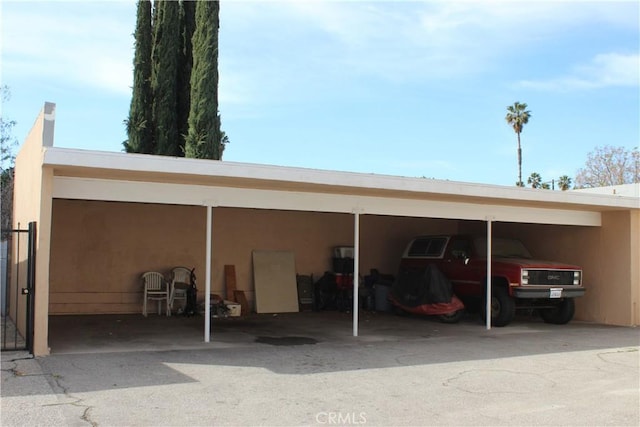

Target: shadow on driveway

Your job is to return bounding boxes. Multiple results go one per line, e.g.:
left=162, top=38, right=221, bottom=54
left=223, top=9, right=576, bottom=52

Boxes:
left=7, top=311, right=633, bottom=396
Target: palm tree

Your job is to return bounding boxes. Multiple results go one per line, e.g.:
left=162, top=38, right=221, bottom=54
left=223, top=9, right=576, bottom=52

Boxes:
left=527, top=172, right=542, bottom=189
left=505, top=102, right=531, bottom=187
left=558, top=175, right=572, bottom=191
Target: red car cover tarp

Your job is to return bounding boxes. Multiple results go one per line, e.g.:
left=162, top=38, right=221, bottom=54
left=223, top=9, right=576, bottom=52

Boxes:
left=389, top=264, right=464, bottom=315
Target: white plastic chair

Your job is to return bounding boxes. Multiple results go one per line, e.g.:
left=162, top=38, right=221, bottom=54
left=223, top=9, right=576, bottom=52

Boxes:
left=142, top=271, right=170, bottom=316
left=170, top=267, right=192, bottom=312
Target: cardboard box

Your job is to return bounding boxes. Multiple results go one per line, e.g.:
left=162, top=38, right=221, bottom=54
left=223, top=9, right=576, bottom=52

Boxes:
left=225, top=300, right=241, bottom=317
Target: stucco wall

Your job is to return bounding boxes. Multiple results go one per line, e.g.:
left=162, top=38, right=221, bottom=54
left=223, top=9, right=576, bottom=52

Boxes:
left=50, top=200, right=206, bottom=314
left=49, top=202, right=459, bottom=313
left=12, top=103, right=55, bottom=355
left=50, top=202, right=361, bottom=313
left=210, top=208, right=351, bottom=305
left=212, top=210, right=459, bottom=305
left=631, top=210, right=639, bottom=326
left=49, top=199, right=638, bottom=326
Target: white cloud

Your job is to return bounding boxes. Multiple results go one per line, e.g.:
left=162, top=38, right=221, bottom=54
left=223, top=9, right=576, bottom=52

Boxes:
left=518, top=52, right=640, bottom=91
left=581, top=53, right=640, bottom=87
left=2, top=1, right=135, bottom=95
left=5, top=0, right=636, bottom=107
left=220, top=0, right=639, bottom=108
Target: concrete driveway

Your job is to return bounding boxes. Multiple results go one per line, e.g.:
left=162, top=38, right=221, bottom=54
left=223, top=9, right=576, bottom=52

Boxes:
left=2, top=312, right=639, bottom=426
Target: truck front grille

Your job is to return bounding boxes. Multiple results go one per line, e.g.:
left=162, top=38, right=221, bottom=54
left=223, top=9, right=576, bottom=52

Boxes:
left=524, top=270, right=579, bottom=286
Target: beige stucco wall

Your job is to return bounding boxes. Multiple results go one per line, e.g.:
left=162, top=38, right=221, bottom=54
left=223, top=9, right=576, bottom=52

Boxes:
left=50, top=200, right=206, bottom=314
left=49, top=202, right=459, bottom=313
left=212, top=210, right=459, bottom=304
left=49, top=198, right=638, bottom=326
left=631, top=210, right=639, bottom=326
left=12, top=103, right=55, bottom=356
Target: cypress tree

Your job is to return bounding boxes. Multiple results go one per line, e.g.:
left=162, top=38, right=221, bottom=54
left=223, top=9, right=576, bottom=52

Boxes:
left=185, top=0, right=222, bottom=159
left=151, top=0, right=181, bottom=156
left=177, top=0, right=196, bottom=155
left=124, top=0, right=153, bottom=153
left=152, top=0, right=160, bottom=28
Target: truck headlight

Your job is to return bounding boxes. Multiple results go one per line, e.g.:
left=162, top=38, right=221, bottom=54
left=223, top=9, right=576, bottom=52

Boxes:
left=522, top=269, right=529, bottom=285
left=574, top=271, right=581, bottom=285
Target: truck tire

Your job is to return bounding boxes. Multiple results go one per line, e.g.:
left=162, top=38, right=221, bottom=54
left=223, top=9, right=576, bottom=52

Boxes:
left=438, top=310, right=464, bottom=324
left=482, top=286, right=515, bottom=327
left=540, top=298, right=575, bottom=324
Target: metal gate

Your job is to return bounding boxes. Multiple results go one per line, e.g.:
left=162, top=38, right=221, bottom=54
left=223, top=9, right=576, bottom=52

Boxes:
left=1, top=222, right=36, bottom=353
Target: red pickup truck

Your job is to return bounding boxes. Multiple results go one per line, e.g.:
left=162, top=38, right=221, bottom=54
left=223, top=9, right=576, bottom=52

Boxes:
left=399, top=235, right=585, bottom=326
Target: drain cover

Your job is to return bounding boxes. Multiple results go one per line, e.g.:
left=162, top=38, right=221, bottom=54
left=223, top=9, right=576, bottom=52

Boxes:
left=255, top=336, right=317, bottom=346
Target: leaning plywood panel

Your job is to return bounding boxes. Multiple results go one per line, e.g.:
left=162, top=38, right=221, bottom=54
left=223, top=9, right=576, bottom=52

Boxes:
left=252, top=251, right=299, bottom=314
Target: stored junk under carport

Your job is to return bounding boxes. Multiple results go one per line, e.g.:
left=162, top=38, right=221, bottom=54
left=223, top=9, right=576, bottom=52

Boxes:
left=10, top=102, right=640, bottom=356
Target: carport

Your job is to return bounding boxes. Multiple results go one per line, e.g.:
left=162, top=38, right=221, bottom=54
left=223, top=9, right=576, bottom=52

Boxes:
left=11, top=103, right=640, bottom=356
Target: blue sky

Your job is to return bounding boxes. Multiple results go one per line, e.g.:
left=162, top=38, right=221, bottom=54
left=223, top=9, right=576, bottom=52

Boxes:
left=2, top=0, right=638, bottom=186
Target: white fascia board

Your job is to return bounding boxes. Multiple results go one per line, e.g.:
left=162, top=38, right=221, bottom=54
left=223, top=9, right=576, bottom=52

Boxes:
left=43, top=147, right=638, bottom=210
left=52, top=176, right=602, bottom=226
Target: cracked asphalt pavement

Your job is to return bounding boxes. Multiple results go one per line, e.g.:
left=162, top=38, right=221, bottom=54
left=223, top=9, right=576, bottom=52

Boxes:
left=1, top=319, right=639, bottom=426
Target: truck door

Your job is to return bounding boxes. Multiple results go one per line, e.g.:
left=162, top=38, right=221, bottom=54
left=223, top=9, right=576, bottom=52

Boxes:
left=440, top=237, right=477, bottom=297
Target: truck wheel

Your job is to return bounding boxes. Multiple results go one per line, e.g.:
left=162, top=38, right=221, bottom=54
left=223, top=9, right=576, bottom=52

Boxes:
left=482, top=286, right=515, bottom=327
left=438, top=310, right=464, bottom=324
left=540, top=298, right=575, bottom=324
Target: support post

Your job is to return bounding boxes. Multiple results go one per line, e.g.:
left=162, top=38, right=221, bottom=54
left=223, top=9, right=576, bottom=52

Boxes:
left=204, top=205, right=213, bottom=342
left=353, top=211, right=360, bottom=337
left=486, top=217, right=493, bottom=330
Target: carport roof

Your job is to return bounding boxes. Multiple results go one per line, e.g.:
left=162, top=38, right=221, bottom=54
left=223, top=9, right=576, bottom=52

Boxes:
left=44, top=147, right=639, bottom=226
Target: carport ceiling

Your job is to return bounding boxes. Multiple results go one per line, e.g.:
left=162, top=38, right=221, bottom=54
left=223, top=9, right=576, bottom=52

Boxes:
left=45, top=147, right=638, bottom=227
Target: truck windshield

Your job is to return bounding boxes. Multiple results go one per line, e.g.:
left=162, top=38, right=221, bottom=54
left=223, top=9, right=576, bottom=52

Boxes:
left=474, top=237, right=533, bottom=259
